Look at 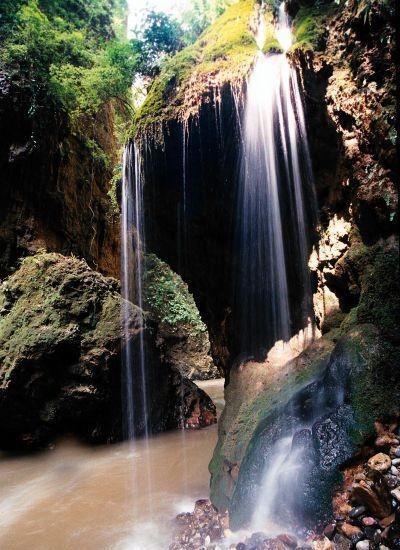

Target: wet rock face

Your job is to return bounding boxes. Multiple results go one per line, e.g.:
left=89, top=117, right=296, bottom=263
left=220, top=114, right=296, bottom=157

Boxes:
left=0, top=252, right=216, bottom=449
left=298, top=0, right=397, bottom=242
left=0, top=73, right=120, bottom=279
left=224, top=318, right=400, bottom=530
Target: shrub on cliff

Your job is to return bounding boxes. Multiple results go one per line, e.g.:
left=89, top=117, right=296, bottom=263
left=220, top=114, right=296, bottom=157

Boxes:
left=0, top=0, right=137, bottom=125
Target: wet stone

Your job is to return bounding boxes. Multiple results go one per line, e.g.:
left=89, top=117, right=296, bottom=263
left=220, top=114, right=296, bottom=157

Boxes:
left=368, top=454, right=392, bottom=473
left=323, top=523, right=336, bottom=539
left=276, top=534, right=297, bottom=548
left=362, top=517, right=377, bottom=526
left=355, top=541, right=370, bottom=550
left=392, top=488, right=400, bottom=502
left=349, top=506, right=366, bottom=519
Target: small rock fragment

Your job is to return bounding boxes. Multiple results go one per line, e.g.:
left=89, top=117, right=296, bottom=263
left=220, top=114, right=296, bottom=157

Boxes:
left=362, top=517, right=377, bottom=526
left=340, top=523, right=362, bottom=538
left=323, top=523, right=336, bottom=539
left=311, top=536, right=333, bottom=550
left=368, top=453, right=392, bottom=473
left=391, top=488, right=400, bottom=502
left=277, top=533, right=298, bottom=547
left=379, top=514, right=395, bottom=528
left=333, top=534, right=351, bottom=550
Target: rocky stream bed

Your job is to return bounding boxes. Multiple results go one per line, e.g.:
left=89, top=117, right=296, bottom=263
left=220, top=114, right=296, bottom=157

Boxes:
left=170, top=421, right=400, bottom=550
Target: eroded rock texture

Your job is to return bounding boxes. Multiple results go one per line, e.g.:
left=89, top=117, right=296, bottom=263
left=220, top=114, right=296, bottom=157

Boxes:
left=0, top=74, right=120, bottom=278
left=0, top=252, right=216, bottom=449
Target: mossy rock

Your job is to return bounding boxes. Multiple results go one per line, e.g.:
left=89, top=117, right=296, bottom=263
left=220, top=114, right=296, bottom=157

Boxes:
left=291, top=2, right=338, bottom=53
left=210, top=237, right=399, bottom=527
left=261, top=11, right=284, bottom=54
left=143, top=253, right=218, bottom=380
left=227, top=323, right=400, bottom=528
left=0, top=252, right=217, bottom=449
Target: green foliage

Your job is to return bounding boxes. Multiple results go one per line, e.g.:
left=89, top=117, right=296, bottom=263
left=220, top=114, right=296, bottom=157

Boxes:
left=132, top=10, right=185, bottom=77
left=180, top=0, right=235, bottom=44
left=134, top=0, right=257, bottom=132
left=143, top=254, right=207, bottom=334
left=292, top=2, right=337, bottom=52
left=0, top=0, right=137, bottom=123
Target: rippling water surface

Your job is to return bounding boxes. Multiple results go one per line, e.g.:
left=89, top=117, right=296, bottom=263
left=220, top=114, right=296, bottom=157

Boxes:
left=0, top=379, right=224, bottom=550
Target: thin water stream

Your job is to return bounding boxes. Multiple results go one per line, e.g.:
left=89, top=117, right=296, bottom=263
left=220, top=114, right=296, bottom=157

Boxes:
left=0, top=380, right=224, bottom=550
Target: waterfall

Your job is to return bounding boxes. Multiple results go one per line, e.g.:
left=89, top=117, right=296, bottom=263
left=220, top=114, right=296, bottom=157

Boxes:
left=240, top=3, right=320, bottom=532
left=121, top=142, right=149, bottom=440
left=235, top=1, right=316, bottom=359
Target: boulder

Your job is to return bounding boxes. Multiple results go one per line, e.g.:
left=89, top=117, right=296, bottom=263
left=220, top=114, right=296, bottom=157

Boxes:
left=143, top=254, right=219, bottom=380
left=0, top=252, right=216, bottom=449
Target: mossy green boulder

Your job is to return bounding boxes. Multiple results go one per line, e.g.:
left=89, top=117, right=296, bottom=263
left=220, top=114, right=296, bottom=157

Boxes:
left=144, top=254, right=218, bottom=380
left=0, top=252, right=216, bottom=449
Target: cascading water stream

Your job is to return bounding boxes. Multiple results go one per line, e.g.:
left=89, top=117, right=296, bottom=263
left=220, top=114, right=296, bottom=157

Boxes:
left=121, top=141, right=154, bottom=513
left=121, top=142, right=149, bottom=440
left=235, top=1, right=321, bottom=533
left=235, top=1, right=316, bottom=359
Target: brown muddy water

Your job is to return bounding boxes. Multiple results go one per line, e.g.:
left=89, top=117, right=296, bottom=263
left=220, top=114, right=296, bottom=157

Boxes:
left=0, top=379, right=225, bottom=550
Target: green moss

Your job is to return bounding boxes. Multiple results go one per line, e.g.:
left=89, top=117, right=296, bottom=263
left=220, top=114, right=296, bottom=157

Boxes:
left=292, top=2, right=337, bottom=53
left=0, top=252, right=125, bottom=381
left=107, top=162, right=122, bottom=214
left=356, top=242, right=399, bottom=342
left=339, top=238, right=399, bottom=343
left=143, top=253, right=207, bottom=335
left=261, top=11, right=283, bottom=54
left=133, top=0, right=257, bottom=134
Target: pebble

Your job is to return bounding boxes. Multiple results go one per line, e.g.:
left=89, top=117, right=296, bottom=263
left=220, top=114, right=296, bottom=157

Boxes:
left=390, top=465, right=399, bottom=476
left=349, top=506, right=366, bottom=518
left=354, top=473, right=366, bottom=481
left=333, top=534, right=351, bottom=550
left=368, top=453, right=392, bottom=473
left=311, top=536, right=334, bottom=550
left=356, top=542, right=369, bottom=550
left=323, top=523, right=336, bottom=539
left=341, top=523, right=362, bottom=538
left=362, top=517, right=377, bottom=526
left=392, top=458, right=400, bottom=466
left=395, top=447, right=400, bottom=458
left=373, top=530, right=382, bottom=545
left=385, top=475, right=398, bottom=489
left=391, top=488, right=400, bottom=501
left=277, top=534, right=298, bottom=547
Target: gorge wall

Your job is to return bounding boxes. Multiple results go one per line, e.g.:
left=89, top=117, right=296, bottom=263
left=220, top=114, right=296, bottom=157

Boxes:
left=0, top=77, right=121, bottom=278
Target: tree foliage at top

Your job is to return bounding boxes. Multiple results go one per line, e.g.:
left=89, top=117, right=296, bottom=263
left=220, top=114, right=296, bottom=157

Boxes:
left=131, top=10, right=185, bottom=76
left=130, top=0, right=235, bottom=77
left=0, top=0, right=137, bottom=124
